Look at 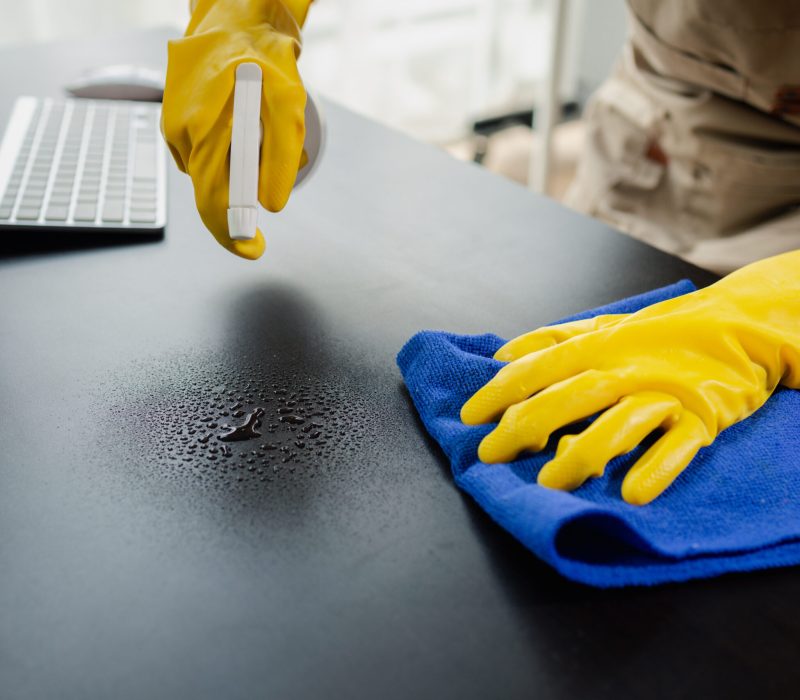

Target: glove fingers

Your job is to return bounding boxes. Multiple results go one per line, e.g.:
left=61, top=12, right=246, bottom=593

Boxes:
left=495, top=314, right=627, bottom=362
left=537, top=391, right=682, bottom=491
left=218, top=228, right=267, bottom=260
left=461, top=341, right=594, bottom=425
left=190, top=135, right=266, bottom=260
left=621, top=412, right=710, bottom=505
left=258, top=39, right=306, bottom=213
left=476, top=369, right=629, bottom=463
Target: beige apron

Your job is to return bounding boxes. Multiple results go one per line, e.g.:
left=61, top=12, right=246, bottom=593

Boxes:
left=565, top=0, right=800, bottom=273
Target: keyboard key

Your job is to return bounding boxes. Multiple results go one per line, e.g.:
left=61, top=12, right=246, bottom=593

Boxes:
left=133, top=144, right=156, bottom=179
left=17, top=207, right=40, bottom=220
left=45, top=206, right=68, bottom=221
left=101, top=201, right=124, bottom=222
left=130, top=208, right=156, bottom=223
left=0, top=206, right=13, bottom=219
left=74, top=204, right=96, bottom=221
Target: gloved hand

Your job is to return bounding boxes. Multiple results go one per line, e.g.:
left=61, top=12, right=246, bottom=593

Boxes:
left=461, top=251, right=800, bottom=505
left=162, top=0, right=312, bottom=259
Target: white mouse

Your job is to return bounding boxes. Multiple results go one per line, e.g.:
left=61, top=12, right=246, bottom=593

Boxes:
left=65, top=65, right=165, bottom=102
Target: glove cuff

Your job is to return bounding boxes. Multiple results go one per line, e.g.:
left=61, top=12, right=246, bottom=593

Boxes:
left=188, top=0, right=303, bottom=41
left=282, top=0, right=313, bottom=27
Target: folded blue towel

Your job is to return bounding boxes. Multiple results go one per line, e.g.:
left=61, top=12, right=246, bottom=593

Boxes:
left=397, top=281, right=800, bottom=587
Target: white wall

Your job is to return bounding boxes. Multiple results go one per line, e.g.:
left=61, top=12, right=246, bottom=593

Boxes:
left=0, top=0, right=188, bottom=45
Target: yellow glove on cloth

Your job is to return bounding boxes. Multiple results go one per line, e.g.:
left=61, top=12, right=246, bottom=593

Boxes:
left=162, top=0, right=312, bottom=259
left=461, top=251, right=800, bottom=505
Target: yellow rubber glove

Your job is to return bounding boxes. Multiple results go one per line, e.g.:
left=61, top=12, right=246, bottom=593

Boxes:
left=461, top=251, right=800, bottom=505
left=162, top=0, right=312, bottom=259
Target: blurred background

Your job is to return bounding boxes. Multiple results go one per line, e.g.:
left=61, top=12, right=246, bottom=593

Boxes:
left=0, top=0, right=628, bottom=200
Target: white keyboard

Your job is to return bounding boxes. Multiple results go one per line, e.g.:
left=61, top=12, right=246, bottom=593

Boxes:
left=0, top=96, right=166, bottom=233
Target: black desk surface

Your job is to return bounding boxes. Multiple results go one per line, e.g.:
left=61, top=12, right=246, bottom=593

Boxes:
left=1, top=29, right=796, bottom=700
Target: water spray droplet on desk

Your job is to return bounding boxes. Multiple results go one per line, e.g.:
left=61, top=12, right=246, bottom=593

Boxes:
left=98, top=355, right=379, bottom=494
left=218, top=407, right=265, bottom=442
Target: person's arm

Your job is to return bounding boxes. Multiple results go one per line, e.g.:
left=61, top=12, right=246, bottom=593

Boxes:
left=462, top=250, right=800, bottom=504
left=162, top=1, right=313, bottom=259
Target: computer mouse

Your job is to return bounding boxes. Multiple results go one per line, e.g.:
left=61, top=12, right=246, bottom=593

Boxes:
left=65, top=65, right=165, bottom=102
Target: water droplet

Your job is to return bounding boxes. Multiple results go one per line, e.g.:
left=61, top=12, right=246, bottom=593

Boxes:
left=218, top=407, right=265, bottom=442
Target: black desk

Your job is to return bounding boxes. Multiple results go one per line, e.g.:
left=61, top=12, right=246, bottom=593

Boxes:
left=1, top=29, right=795, bottom=700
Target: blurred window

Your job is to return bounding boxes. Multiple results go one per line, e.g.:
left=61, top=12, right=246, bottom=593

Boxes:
left=0, top=0, right=625, bottom=143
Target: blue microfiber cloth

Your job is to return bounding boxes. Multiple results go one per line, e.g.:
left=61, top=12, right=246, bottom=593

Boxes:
left=397, top=280, right=800, bottom=587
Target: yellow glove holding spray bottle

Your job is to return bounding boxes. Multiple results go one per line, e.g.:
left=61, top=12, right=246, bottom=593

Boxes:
left=462, top=252, right=800, bottom=505
left=162, top=0, right=313, bottom=259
